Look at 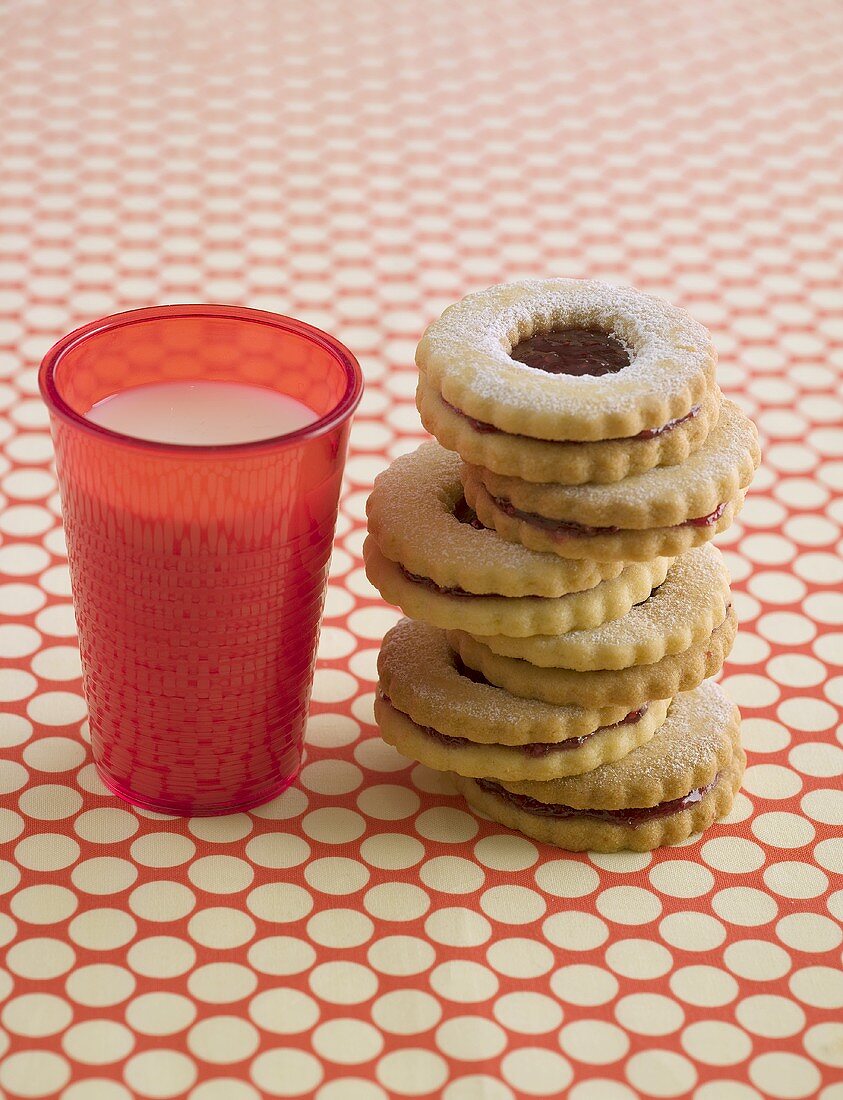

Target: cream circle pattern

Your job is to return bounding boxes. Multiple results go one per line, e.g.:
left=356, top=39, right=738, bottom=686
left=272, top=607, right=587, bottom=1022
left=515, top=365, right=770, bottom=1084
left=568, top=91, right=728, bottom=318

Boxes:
left=0, top=2, right=842, bottom=1095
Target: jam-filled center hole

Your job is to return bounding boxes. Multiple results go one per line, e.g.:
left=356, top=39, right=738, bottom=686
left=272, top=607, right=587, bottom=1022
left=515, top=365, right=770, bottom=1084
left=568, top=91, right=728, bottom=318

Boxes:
left=453, top=495, right=485, bottom=530
left=510, top=326, right=631, bottom=377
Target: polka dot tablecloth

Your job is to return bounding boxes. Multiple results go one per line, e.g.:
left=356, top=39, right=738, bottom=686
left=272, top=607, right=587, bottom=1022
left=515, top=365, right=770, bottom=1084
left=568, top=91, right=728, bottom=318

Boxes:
left=1, top=1, right=842, bottom=1097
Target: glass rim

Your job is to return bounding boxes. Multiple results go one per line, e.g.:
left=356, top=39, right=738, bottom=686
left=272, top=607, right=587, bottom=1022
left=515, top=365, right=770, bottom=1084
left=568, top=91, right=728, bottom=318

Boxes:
left=38, top=303, right=364, bottom=455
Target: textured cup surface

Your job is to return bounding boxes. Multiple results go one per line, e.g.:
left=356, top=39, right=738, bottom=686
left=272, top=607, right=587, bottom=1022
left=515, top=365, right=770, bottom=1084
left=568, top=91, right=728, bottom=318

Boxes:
left=41, top=306, right=362, bottom=814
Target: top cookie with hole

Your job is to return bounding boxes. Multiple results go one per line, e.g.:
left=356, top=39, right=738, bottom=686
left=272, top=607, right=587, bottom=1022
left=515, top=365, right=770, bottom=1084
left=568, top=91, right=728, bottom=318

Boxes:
left=416, top=278, right=717, bottom=445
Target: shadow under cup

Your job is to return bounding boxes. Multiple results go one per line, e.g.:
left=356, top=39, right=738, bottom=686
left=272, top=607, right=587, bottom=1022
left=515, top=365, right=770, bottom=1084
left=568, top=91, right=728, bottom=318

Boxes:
left=39, top=306, right=363, bottom=815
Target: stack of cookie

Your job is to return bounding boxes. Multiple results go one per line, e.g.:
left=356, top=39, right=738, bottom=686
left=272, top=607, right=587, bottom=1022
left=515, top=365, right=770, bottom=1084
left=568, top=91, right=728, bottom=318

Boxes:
left=365, top=279, right=760, bottom=851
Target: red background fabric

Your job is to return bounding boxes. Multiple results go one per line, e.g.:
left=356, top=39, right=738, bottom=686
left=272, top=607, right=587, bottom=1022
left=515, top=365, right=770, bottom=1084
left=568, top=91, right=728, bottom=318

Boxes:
left=0, top=2, right=841, bottom=1097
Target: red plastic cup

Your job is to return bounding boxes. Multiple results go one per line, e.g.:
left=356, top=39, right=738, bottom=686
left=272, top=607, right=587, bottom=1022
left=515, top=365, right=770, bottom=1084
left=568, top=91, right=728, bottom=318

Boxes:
left=40, top=305, right=362, bottom=815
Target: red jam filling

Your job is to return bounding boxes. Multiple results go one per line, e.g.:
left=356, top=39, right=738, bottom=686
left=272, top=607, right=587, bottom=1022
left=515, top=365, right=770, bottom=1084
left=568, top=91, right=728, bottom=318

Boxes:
left=634, top=408, right=701, bottom=440
left=452, top=496, right=485, bottom=530
left=510, top=327, right=631, bottom=377
left=447, top=400, right=701, bottom=442
left=492, top=496, right=728, bottom=538
left=380, top=691, right=648, bottom=758
left=476, top=774, right=718, bottom=828
left=683, top=502, right=728, bottom=527
left=399, top=565, right=475, bottom=597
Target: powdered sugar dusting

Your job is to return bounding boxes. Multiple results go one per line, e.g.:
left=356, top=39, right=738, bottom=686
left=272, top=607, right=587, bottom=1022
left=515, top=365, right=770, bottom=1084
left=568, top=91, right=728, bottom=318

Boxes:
left=379, top=618, right=627, bottom=742
left=477, top=545, right=730, bottom=668
left=503, top=680, right=738, bottom=808
left=417, top=279, right=716, bottom=433
left=368, top=440, right=621, bottom=596
left=575, top=545, right=728, bottom=648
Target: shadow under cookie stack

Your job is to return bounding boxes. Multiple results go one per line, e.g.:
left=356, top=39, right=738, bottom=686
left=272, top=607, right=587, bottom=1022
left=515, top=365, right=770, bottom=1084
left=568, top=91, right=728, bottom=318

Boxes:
left=366, top=280, right=760, bottom=851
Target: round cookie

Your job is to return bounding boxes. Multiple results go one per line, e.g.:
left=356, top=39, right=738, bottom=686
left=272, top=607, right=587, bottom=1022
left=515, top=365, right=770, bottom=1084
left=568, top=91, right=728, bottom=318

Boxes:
left=416, top=279, right=717, bottom=442
left=467, top=400, right=759, bottom=529
left=375, top=692, right=671, bottom=783
left=377, top=618, right=635, bottom=743
left=417, top=376, right=721, bottom=485
left=462, top=398, right=758, bottom=563
left=470, top=544, right=731, bottom=671
left=364, top=537, right=671, bottom=638
left=448, top=607, right=737, bottom=707
left=466, top=473, right=746, bottom=563
left=366, top=441, right=622, bottom=596
left=454, top=681, right=744, bottom=852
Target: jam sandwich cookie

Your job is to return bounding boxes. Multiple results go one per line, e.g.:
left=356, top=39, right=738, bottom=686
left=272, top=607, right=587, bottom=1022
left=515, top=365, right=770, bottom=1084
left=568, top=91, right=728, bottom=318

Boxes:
left=366, top=442, right=620, bottom=597
left=364, top=441, right=671, bottom=637
left=416, top=278, right=717, bottom=443
left=375, top=619, right=671, bottom=782
left=364, top=538, right=670, bottom=638
left=467, top=472, right=745, bottom=565
left=469, top=544, right=730, bottom=671
left=455, top=681, right=744, bottom=852
left=463, top=399, right=760, bottom=562
left=376, top=693, right=670, bottom=784
left=449, top=606, right=737, bottom=708
left=417, top=377, right=721, bottom=485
